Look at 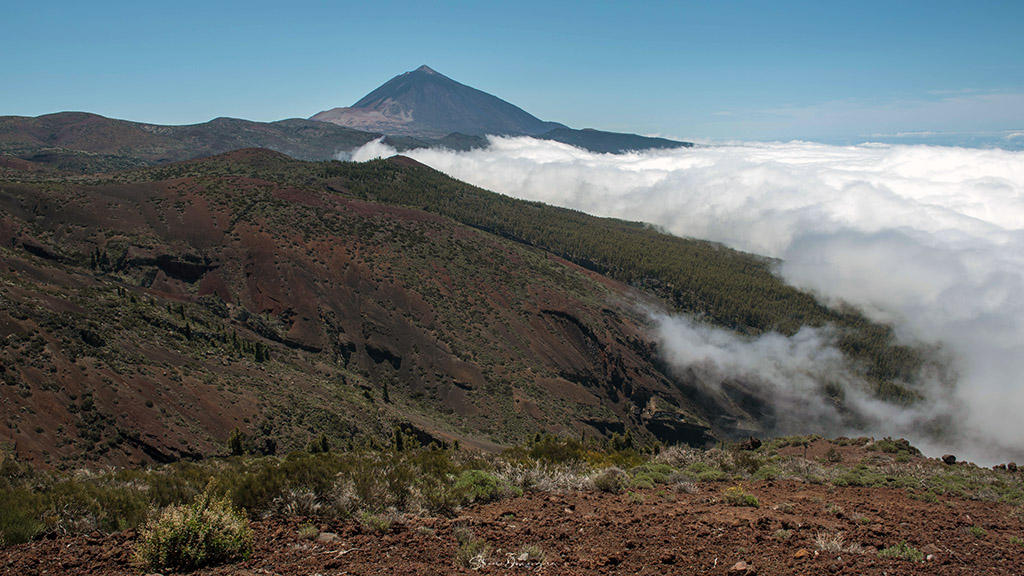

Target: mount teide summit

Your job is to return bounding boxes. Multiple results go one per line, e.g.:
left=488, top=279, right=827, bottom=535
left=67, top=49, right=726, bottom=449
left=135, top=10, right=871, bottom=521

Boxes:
left=311, top=65, right=692, bottom=152
left=311, top=65, right=564, bottom=138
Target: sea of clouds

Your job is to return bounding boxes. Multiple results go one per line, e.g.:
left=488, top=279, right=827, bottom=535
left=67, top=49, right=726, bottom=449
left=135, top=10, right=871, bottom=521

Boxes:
left=347, top=137, right=1024, bottom=463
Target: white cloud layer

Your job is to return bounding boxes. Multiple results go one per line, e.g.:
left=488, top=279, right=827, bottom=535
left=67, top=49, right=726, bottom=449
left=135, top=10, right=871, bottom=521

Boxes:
left=348, top=137, right=1024, bottom=464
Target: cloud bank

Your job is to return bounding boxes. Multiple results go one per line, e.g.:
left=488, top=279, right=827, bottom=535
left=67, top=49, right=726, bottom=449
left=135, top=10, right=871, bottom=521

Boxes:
left=349, top=137, right=1024, bottom=463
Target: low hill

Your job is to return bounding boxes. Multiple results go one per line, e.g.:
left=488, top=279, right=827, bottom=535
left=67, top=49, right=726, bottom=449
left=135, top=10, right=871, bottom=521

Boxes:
left=0, top=112, right=380, bottom=172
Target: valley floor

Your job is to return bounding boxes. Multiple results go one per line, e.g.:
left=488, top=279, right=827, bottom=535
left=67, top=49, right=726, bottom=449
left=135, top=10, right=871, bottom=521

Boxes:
left=4, top=478, right=1022, bottom=575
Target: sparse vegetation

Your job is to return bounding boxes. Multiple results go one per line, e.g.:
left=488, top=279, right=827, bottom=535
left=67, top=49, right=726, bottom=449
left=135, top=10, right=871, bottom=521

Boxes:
left=453, top=470, right=521, bottom=504
left=877, top=541, right=925, bottom=562
left=454, top=525, right=490, bottom=569
left=814, top=531, right=864, bottom=554
left=722, top=485, right=759, bottom=508
left=297, top=523, right=319, bottom=540
left=515, top=543, right=545, bottom=564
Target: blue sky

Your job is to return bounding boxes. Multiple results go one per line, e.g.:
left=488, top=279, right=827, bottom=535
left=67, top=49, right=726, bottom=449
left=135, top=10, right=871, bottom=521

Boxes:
left=3, top=0, right=1023, bottom=145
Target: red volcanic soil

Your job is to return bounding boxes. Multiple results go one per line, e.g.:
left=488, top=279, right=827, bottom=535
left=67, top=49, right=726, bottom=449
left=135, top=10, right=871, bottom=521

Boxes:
left=4, top=480, right=1022, bottom=575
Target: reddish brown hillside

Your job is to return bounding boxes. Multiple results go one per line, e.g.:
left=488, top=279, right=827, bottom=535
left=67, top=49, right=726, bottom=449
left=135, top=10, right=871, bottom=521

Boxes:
left=0, top=150, right=728, bottom=468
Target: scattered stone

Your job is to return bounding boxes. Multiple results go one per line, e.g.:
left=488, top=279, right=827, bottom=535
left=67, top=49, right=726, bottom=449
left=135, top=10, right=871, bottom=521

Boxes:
left=737, top=437, right=762, bottom=451
left=994, top=464, right=1007, bottom=471
left=730, top=560, right=756, bottom=572
left=1009, top=462, right=1018, bottom=472
left=793, top=548, right=811, bottom=559
left=942, top=454, right=957, bottom=465
left=316, top=531, right=341, bottom=543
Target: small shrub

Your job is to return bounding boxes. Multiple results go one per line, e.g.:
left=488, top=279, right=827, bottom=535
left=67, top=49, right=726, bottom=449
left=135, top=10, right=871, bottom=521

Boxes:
left=814, top=531, right=865, bottom=554
left=866, top=437, right=920, bottom=456
left=359, top=511, right=397, bottom=534
left=516, top=543, right=545, bottom=564
left=133, top=484, right=253, bottom=572
left=751, top=464, right=781, bottom=481
left=527, top=434, right=585, bottom=464
left=686, top=462, right=729, bottom=482
left=878, top=541, right=924, bottom=562
left=297, top=523, right=319, bottom=540
left=454, top=526, right=490, bottom=569
left=672, top=481, right=698, bottom=494
left=592, top=467, right=629, bottom=493
left=628, top=491, right=645, bottom=505
left=0, top=486, right=44, bottom=545
left=1010, top=535, right=1023, bottom=547
left=453, top=470, right=521, bottom=505
left=966, top=525, right=986, bottom=539
left=774, top=528, right=792, bottom=540
left=722, top=485, right=759, bottom=508
left=306, top=433, right=330, bottom=454
left=629, top=462, right=675, bottom=488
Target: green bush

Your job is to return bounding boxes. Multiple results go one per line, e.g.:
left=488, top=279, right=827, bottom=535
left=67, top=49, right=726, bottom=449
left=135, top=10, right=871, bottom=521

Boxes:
left=721, top=485, right=759, bottom=507
left=686, top=462, right=729, bottom=482
left=133, top=483, right=253, bottom=572
left=592, top=467, right=629, bottom=493
left=453, top=470, right=520, bottom=504
left=878, top=541, right=924, bottom=562
left=527, top=435, right=586, bottom=464
left=358, top=511, right=395, bottom=534
left=629, top=462, right=675, bottom=488
left=0, top=486, right=44, bottom=545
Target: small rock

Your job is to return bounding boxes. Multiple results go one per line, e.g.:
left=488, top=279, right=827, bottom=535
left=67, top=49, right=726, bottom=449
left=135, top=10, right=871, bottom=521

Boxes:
left=730, top=560, right=754, bottom=572
left=794, top=548, right=811, bottom=559
left=737, top=437, right=762, bottom=451
left=316, top=531, right=340, bottom=543
left=1009, top=462, right=1018, bottom=472
left=942, top=454, right=956, bottom=465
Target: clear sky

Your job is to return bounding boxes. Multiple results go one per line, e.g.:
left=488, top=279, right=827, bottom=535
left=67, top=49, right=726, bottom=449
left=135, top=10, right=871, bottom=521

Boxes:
left=3, top=0, right=1023, bottom=146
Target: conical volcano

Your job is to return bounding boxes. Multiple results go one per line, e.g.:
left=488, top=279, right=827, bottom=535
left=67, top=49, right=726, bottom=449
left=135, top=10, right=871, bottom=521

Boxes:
left=310, top=65, right=565, bottom=138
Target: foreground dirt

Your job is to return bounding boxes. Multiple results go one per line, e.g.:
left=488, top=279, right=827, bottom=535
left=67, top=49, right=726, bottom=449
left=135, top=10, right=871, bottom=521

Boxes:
left=4, top=479, right=1023, bottom=575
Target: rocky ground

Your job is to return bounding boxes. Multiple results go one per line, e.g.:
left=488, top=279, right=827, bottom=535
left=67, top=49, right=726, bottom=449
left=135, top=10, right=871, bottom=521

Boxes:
left=4, top=476, right=1023, bottom=575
